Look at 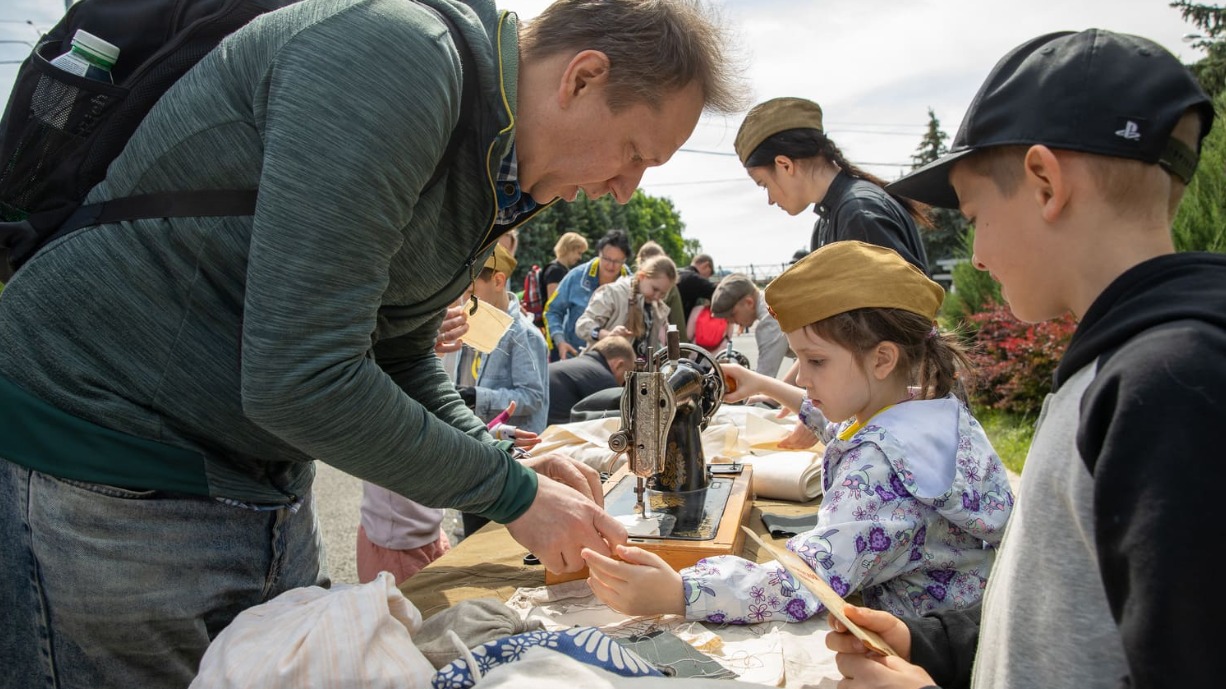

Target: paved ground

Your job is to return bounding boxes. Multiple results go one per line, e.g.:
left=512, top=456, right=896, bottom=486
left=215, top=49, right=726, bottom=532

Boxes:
left=312, top=333, right=780, bottom=585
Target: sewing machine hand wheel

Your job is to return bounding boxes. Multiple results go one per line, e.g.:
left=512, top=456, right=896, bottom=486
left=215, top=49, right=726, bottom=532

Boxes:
left=714, top=345, right=751, bottom=370
left=652, top=342, right=724, bottom=425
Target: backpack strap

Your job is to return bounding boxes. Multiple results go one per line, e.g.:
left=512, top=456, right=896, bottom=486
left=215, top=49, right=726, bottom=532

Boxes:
left=50, top=5, right=477, bottom=242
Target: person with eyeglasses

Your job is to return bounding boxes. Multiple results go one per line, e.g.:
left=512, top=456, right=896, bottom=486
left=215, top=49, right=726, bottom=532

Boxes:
left=544, top=229, right=632, bottom=360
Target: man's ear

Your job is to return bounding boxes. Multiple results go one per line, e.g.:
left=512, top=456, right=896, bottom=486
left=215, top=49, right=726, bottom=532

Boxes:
left=870, top=341, right=900, bottom=381
left=1023, top=145, right=1071, bottom=223
left=612, top=358, right=631, bottom=382
left=494, top=272, right=508, bottom=290
left=558, top=50, right=611, bottom=108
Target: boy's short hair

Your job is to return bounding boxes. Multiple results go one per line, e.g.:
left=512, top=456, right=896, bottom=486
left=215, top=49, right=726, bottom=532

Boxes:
left=888, top=29, right=1214, bottom=210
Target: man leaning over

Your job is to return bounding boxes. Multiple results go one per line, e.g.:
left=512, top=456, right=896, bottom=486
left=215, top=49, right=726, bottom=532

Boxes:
left=0, top=1, right=744, bottom=687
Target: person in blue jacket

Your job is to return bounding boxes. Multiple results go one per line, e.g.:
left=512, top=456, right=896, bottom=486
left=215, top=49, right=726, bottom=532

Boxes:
left=544, top=228, right=631, bottom=359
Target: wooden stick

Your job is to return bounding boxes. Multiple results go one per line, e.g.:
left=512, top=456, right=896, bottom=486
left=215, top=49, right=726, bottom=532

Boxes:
left=741, top=526, right=898, bottom=657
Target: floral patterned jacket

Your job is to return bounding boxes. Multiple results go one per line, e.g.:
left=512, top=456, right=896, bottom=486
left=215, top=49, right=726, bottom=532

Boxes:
left=681, top=396, right=1014, bottom=624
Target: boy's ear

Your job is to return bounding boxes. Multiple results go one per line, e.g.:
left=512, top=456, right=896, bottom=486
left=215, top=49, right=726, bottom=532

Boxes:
left=1023, top=145, right=1071, bottom=223
left=870, top=341, right=900, bottom=381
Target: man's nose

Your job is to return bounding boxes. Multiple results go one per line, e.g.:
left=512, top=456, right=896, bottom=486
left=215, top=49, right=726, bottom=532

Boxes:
left=971, top=255, right=988, bottom=271
left=610, top=169, right=645, bottom=204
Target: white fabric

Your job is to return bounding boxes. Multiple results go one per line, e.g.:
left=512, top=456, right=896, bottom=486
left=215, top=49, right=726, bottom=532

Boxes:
left=536, top=403, right=806, bottom=462
left=740, top=450, right=823, bottom=501
left=190, top=573, right=434, bottom=689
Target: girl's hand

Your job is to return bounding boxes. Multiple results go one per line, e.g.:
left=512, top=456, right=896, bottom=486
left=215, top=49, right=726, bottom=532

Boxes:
left=582, top=544, right=685, bottom=617
left=719, top=362, right=763, bottom=403
left=777, top=420, right=820, bottom=449
left=606, top=325, right=633, bottom=339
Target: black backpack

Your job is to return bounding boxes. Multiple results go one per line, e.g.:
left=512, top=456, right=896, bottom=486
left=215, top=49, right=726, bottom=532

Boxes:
left=0, top=0, right=472, bottom=281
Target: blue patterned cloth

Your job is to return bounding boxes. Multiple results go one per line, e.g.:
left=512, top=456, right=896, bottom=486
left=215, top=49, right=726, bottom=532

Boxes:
left=432, top=627, right=661, bottom=688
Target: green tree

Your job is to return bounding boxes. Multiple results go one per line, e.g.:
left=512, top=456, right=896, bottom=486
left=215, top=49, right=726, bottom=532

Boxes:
left=1173, top=91, right=1226, bottom=252
left=512, top=190, right=694, bottom=285
left=1171, top=2, right=1226, bottom=95
left=910, top=108, right=968, bottom=270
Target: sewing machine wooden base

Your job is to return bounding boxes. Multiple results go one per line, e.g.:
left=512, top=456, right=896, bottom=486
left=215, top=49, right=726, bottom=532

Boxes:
left=545, top=463, right=755, bottom=585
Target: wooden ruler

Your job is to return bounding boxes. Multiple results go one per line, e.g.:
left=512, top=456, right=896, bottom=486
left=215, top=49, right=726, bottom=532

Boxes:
left=741, top=526, right=898, bottom=657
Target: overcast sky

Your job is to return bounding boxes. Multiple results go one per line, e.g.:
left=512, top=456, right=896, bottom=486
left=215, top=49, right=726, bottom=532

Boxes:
left=2, top=0, right=1207, bottom=270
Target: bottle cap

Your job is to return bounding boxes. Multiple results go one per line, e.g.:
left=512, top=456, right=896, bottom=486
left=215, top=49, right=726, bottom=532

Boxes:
left=72, top=30, right=120, bottom=66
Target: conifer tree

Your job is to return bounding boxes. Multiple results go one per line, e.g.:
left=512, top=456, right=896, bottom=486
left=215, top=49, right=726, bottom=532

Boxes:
left=909, top=108, right=966, bottom=271
left=1171, top=1, right=1226, bottom=95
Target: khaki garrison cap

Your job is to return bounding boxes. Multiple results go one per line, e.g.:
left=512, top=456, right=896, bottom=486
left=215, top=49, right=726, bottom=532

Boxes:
left=484, top=243, right=518, bottom=276
left=764, top=241, right=944, bottom=333
left=734, top=97, right=824, bottom=165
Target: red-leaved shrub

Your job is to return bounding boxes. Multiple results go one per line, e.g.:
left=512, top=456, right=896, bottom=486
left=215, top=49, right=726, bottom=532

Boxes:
left=964, top=300, right=1077, bottom=417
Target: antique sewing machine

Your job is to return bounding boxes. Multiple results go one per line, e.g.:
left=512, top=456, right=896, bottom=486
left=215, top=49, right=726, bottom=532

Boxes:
left=546, top=327, right=754, bottom=583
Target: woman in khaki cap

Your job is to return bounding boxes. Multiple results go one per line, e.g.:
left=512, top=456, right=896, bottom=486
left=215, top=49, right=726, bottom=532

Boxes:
left=733, top=97, right=930, bottom=274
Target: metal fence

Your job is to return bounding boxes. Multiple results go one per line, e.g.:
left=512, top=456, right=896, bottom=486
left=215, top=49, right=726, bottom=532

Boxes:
left=715, top=263, right=793, bottom=284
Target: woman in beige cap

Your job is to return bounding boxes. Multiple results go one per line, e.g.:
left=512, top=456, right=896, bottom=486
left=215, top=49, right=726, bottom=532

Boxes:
left=733, top=97, right=930, bottom=273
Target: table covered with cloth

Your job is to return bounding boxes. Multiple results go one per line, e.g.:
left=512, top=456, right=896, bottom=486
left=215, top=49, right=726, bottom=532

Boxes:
left=399, top=405, right=844, bottom=687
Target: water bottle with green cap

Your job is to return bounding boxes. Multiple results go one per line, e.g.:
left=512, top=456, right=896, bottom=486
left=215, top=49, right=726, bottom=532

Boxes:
left=33, top=29, right=120, bottom=129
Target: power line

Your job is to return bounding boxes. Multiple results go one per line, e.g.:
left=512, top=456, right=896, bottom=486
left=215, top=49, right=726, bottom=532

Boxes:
left=648, top=178, right=747, bottom=187
left=676, top=147, right=912, bottom=167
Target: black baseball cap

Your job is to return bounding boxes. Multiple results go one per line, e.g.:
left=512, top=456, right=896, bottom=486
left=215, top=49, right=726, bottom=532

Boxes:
left=889, top=29, right=1215, bottom=210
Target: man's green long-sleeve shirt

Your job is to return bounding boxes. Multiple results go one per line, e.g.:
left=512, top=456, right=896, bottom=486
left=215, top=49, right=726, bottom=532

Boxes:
left=0, top=0, right=539, bottom=521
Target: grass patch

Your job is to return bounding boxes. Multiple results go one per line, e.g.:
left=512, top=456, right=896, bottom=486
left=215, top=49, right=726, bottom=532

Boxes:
left=974, top=406, right=1036, bottom=475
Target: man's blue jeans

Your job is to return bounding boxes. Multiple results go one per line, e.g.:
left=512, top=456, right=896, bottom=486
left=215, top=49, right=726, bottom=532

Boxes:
left=0, top=457, right=328, bottom=689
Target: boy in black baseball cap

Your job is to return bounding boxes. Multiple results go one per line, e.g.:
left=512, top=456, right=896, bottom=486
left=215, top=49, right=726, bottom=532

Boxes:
left=825, top=29, right=1224, bottom=689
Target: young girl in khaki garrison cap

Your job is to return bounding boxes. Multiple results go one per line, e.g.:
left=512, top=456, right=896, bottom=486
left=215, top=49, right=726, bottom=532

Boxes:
left=582, top=241, right=1013, bottom=625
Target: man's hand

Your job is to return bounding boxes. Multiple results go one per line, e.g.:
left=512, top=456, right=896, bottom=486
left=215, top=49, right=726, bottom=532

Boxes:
left=505, top=473, right=628, bottom=573
left=434, top=303, right=470, bottom=355
left=556, top=341, right=579, bottom=360
left=518, top=452, right=604, bottom=505
left=583, top=545, right=685, bottom=617
left=827, top=604, right=930, bottom=688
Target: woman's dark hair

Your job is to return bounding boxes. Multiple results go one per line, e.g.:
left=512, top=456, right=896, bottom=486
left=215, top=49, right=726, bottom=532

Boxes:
left=745, top=128, right=932, bottom=229
left=807, top=308, right=969, bottom=402
left=596, top=229, right=632, bottom=258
